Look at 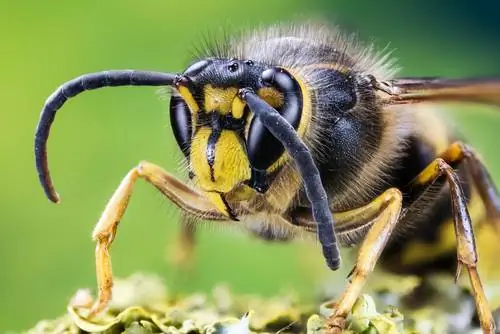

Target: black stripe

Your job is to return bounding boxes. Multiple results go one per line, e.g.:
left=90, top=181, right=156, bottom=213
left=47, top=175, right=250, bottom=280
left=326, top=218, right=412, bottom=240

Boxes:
left=206, top=118, right=222, bottom=182
left=220, top=193, right=238, bottom=221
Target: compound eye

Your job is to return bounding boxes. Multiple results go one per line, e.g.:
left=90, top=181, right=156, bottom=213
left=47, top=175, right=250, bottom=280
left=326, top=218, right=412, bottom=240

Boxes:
left=247, top=118, right=283, bottom=171
left=169, top=95, right=192, bottom=157
left=184, top=59, right=211, bottom=77
left=247, top=68, right=303, bottom=172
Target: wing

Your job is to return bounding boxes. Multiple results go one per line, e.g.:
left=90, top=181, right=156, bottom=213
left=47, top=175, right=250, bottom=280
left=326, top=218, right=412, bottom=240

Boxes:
left=377, top=76, right=500, bottom=107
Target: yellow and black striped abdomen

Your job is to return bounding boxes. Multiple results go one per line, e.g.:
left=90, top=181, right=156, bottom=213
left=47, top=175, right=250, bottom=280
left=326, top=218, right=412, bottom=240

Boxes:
left=378, top=108, right=500, bottom=309
left=379, top=108, right=474, bottom=272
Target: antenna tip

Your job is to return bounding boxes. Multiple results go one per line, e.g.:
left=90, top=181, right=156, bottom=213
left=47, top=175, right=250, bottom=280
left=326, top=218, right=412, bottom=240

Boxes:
left=48, top=192, right=61, bottom=204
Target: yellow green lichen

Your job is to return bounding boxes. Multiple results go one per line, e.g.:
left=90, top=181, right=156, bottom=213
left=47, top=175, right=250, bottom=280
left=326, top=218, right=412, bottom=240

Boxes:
left=24, top=273, right=491, bottom=334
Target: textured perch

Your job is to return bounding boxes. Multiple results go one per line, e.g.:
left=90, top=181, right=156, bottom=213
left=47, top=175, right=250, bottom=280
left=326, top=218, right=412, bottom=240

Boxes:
left=24, top=272, right=494, bottom=333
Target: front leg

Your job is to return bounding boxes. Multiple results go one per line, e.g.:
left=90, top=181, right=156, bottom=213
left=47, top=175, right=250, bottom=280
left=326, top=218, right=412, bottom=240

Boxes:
left=87, top=161, right=228, bottom=317
left=288, top=189, right=403, bottom=332
left=325, top=188, right=403, bottom=333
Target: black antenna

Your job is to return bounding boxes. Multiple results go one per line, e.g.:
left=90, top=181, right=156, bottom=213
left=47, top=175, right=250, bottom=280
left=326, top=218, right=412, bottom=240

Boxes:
left=35, top=70, right=177, bottom=203
left=238, top=88, right=341, bottom=271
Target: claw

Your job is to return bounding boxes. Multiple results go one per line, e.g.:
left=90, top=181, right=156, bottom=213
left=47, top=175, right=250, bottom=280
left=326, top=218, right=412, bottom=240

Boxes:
left=325, top=314, right=347, bottom=334
left=87, top=299, right=108, bottom=318
left=455, top=261, right=464, bottom=283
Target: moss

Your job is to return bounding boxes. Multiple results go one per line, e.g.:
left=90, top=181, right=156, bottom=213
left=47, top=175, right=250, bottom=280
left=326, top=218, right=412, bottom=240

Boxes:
left=24, top=273, right=486, bottom=334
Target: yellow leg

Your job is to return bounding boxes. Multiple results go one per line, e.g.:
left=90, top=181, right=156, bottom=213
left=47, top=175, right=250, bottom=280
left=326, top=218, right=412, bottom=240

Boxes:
left=325, top=188, right=403, bottom=333
left=410, top=158, right=495, bottom=333
left=85, top=161, right=227, bottom=317
left=442, top=142, right=500, bottom=227
left=291, top=142, right=496, bottom=333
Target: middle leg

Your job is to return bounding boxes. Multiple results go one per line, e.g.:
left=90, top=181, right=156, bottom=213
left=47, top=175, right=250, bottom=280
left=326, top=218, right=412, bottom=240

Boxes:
left=168, top=212, right=198, bottom=271
left=325, top=187, right=403, bottom=332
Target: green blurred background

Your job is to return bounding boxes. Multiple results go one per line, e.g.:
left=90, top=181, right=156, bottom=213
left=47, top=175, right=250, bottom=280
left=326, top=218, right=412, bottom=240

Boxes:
left=2, top=0, right=500, bottom=331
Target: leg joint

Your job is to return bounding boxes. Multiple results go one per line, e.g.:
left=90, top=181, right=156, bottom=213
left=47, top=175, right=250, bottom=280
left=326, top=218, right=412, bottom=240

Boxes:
left=384, top=187, right=403, bottom=203
left=435, top=158, right=452, bottom=171
left=442, top=141, right=466, bottom=163
left=136, top=160, right=149, bottom=175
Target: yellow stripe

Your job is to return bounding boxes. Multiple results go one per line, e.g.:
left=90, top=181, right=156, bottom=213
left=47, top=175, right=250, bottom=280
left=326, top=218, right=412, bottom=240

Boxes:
left=178, top=86, right=199, bottom=113
left=400, top=188, right=485, bottom=265
left=203, top=85, right=238, bottom=115
left=266, top=67, right=312, bottom=173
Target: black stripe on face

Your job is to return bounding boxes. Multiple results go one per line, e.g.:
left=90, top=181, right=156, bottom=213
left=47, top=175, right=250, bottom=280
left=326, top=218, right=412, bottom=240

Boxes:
left=207, top=112, right=222, bottom=182
left=220, top=192, right=238, bottom=221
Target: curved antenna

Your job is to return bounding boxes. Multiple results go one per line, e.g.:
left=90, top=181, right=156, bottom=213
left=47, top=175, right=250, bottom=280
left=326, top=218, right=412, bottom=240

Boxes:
left=35, top=70, right=177, bottom=203
left=238, top=88, right=341, bottom=271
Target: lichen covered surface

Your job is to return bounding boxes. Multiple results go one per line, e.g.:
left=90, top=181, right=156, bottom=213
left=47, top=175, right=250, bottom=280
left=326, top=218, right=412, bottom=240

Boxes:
left=25, top=273, right=493, bottom=334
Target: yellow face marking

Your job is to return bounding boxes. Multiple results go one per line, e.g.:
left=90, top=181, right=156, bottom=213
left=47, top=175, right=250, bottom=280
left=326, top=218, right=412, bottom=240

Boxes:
left=190, top=70, right=310, bottom=205
left=203, top=191, right=232, bottom=218
left=204, top=85, right=238, bottom=115
left=190, top=127, right=250, bottom=194
left=204, top=86, right=283, bottom=120
left=177, top=86, right=199, bottom=113
left=231, top=95, right=246, bottom=119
